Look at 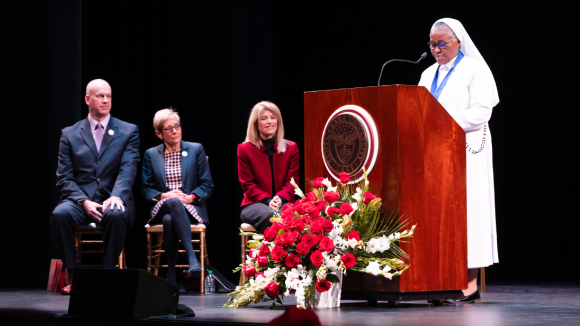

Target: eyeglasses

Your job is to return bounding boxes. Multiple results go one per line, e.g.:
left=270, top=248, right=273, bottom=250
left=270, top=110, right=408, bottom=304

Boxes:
left=427, top=40, right=453, bottom=50
left=161, top=124, right=181, bottom=133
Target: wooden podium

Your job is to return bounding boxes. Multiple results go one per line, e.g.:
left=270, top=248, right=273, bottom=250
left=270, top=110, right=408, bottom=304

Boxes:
left=304, top=85, right=467, bottom=302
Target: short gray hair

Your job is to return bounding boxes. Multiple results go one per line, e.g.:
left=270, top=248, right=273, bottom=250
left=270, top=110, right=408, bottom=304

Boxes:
left=153, top=107, right=181, bottom=131
left=430, top=22, right=458, bottom=40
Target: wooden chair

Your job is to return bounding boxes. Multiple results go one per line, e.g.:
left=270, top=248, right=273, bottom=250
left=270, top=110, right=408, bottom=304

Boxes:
left=75, top=225, right=126, bottom=268
left=239, top=223, right=257, bottom=286
left=145, top=223, right=209, bottom=293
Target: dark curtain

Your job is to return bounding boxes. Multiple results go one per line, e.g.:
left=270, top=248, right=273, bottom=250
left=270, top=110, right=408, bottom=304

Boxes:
left=3, top=1, right=575, bottom=287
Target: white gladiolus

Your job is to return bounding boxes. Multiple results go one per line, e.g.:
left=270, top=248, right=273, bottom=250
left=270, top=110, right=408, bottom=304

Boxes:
left=376, top=236, right=391, bottom=252
left=401, top=230, right=408, bottom=235
left=350, top=202, right=358, bottom=214
left=347, top=238, right=358, bottom=248
left=322, top=178, right=332, bottom=188
left=365, top=261, right=381, bottom=276
left=352, top=193, right=362, bottom=203
left=408, top=231, right=413, bottom=236
left=365, top=180, right=369, bottom=186
left=366, top=239, right=378, bottom=254
left=395, top=232, right=401, bottom=239
left=302, top=275, right=313, bottom=287
left=327, top=186, right=338, bottom=193
left=316, top=265, right=328, bottom=281
left=383, top=272, right=393, bottom=280
left=294, top=188, right=305, bottom=198
left=388, top=234, right=395, bottom=240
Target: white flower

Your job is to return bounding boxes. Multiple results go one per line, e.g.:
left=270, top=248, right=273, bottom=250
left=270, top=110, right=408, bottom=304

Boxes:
left=316, top=265, right=328, bottom=281
left=365, top=261, right=382, bottom=276
left=376, top=236, right=391, bottom=252
left=382, top=272, right=393, bottom=280
left=388, top=234, right=395, bottom=240
left=365, top=180, right=369, bottom=186
left=294, top=188, right=305, bottom=198
left=366, top=239, right=378, bottom=254
left=322, top=178, right=332, bottom=188
left=350, top=202, right=358, bottom=215
left=252, top=234, right=264, bottom=240
left=302, top=275, right=312, bottom=287
left=347, top=238, right=358, bottom=248
left=401, top=230, right=408, bottom=235
left=408, top=231, right=413, bottom=236
left=395, top=232, right=401, bottom=239
left=352, top=193, right=362, bottom=203
left=327, top=186, right=338, bottom=193
left=356, top=187, right=363, bottom=195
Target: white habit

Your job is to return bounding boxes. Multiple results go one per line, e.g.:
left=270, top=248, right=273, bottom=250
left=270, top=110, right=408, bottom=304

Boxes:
left=418, top=18, right=499, bottom=268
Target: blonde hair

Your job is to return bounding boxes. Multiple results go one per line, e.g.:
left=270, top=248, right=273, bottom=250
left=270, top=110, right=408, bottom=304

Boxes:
left=245, top=101, right=287, bottom=153
left=153, top=107, right=181, bottom=131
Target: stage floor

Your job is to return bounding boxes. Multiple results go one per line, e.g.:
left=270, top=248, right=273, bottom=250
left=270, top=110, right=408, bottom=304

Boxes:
left=2, top=284, right=580, bottom=325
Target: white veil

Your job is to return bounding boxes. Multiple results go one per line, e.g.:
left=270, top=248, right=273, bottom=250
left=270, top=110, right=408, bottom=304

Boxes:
left=435, top=18, right=500, bottom=106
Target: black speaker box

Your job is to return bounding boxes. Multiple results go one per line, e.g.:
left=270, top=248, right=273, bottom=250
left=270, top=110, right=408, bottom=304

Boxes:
left=68, top=269, right=178, bottom=319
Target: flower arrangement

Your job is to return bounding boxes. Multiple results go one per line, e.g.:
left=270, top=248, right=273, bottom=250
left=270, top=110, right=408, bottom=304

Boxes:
left=225, top=170, right=416, bottom=309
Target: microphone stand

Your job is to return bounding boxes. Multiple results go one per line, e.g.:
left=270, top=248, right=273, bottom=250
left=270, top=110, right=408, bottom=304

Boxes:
left=378, top=52, right=428, bottom=86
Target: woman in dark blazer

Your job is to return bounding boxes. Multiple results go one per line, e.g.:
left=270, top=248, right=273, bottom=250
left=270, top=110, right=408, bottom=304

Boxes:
left=237, top=101, right=300, bottom=234
left=142, top=108, right=214, bottom=284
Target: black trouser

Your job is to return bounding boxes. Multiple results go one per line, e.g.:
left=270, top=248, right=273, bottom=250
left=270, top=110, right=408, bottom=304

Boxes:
left=50, top=196, right=129, bottom=271
left=240, top=202, right=287, bottom=234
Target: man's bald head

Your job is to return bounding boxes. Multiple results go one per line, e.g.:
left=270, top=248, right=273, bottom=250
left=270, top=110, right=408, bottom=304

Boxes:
left=85, top=79, right=112, bottom=121
left=86, top=79, right=111, bottom=96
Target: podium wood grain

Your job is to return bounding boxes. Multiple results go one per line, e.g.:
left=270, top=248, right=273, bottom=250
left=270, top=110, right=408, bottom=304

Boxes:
left=304, top=85, right=467, bottom=293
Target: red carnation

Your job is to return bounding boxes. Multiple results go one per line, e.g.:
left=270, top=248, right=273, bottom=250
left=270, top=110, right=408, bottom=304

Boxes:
left=248, top=249, right=258, bottom=261
left=295, top=242, right=309, bottom=256
left=265, top=282, right=280, bottom=298
left=292, top=219, right=305, bottom=233
left=275, top=231, right=298, bottom=248
left=305, top=205, right=320, bottom=219
left=316, top=201, right=327, bottom=212
left=271, top=222, right=283, bottom=233
left=264, top=227, right=278, bottom=242
left=271, top=245, right=288, bottom=262
left=309, top=221, right=323, bottom=234
left=243, top=264, right=256, bottom=278
left=285, top=254, right=300, bottom=268
left=340, top=202, right=354, bottom=215
left=323, top=191, right=340, bottom=204
left=316, top=279, right=332, bottom=292
left=282, top=203, right=294, bottom=212
left=259, top=243, right=270, bottom=257
left=301, top=234, right=318, bottom=248
left=255, top=272, right=264, bottom=279
left=281, top=208, right=295, bottom=220
left=319, top=236, right=335, bottom=252
left=313, top=177, right=325, bottom=188
left=294, top=202, right=306, bottom=215
left=363, top=192, right=377, bottom=205
left=316, top=233, right=325, bottom=244
left=310, top=250, right=324, bottom=266
left=305, top=191, right=318, bottom=202
left=300, top=215, right=311, bottom=225
left=257, top=256, right=269, bottom=267
left=347, top=230, right=360, bottom=242
left=326, top=207, right=340, bottom=217
left=322, top=219, right=334, bottom=233
left=339, top=172, right=350, bottom=184
left=341, top=253, right=356, bottom=268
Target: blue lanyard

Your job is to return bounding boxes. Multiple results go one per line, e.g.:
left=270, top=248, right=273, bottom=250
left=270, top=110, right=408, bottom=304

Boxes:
left=430, top=51, right=464, bottom=100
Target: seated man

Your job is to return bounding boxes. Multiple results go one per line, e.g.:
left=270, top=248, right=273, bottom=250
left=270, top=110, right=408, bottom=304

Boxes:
left=50, top=79, right=140, bottom=294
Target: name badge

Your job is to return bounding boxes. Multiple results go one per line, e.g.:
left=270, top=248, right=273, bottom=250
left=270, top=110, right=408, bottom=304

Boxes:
left=182, top=151, right=188, bottom=157
left=108, top=129, right=114, bottom=136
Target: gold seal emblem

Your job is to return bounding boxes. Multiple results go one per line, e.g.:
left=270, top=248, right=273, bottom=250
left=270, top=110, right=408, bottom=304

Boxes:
left=322, top=114, right=368, bottom=177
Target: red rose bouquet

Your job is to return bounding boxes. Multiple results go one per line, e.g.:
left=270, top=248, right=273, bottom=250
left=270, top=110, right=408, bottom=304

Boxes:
left=226, top=169, right=416, bottom=309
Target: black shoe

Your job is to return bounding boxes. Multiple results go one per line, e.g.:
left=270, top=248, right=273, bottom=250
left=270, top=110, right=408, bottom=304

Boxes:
left=444, top=290, right=481, bottom=304
left=183, top=269, right=202, bottom=284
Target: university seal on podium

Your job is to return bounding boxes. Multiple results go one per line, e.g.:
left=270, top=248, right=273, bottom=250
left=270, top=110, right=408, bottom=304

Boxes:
left=322, top=105, right=379, bottom=183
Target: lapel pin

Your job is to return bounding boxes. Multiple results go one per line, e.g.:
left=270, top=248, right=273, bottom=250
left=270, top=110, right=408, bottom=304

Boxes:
left=182, top=151, right=188, bottom=157
left=108, top=129, right=114, bottom=136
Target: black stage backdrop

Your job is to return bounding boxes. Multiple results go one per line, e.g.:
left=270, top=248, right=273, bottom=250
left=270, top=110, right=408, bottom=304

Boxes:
left=4, top=1, right=574, bottom=287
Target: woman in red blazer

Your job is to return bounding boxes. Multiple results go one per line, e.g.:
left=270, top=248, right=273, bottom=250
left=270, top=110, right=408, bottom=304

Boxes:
left=237, top=101, right=300, bottom=233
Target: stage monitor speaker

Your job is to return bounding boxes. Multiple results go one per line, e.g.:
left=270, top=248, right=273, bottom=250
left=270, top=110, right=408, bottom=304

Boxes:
left=68, top=268, right=178, bottom=319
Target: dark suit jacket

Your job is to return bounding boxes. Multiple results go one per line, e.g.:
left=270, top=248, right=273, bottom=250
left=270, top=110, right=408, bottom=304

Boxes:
left=141, top=141, right=214, bottom=224
left=55, top=116, right=141, bottom=222
left=237, top=140, right=300, bottom=207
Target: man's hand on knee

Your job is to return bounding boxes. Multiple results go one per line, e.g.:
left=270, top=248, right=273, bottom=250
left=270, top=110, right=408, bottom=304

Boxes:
left=82, top=200, right=104, bottom=222
left=103, top=196, right=125, bottom=213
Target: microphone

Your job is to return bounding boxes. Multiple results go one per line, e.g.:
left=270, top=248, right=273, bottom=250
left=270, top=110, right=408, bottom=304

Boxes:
left=378, top=52, right=428, bottom=86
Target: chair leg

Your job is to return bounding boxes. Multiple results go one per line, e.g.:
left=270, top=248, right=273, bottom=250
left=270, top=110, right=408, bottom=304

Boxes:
left=154, top=233, right=163, bottom=276
left=480, top=267, right=486, bottom=292
left=200, top=231, right=205, bottom=294
left=240, top=234, right=247, bottom=286
left=146, top=232, right=152, bottom=273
